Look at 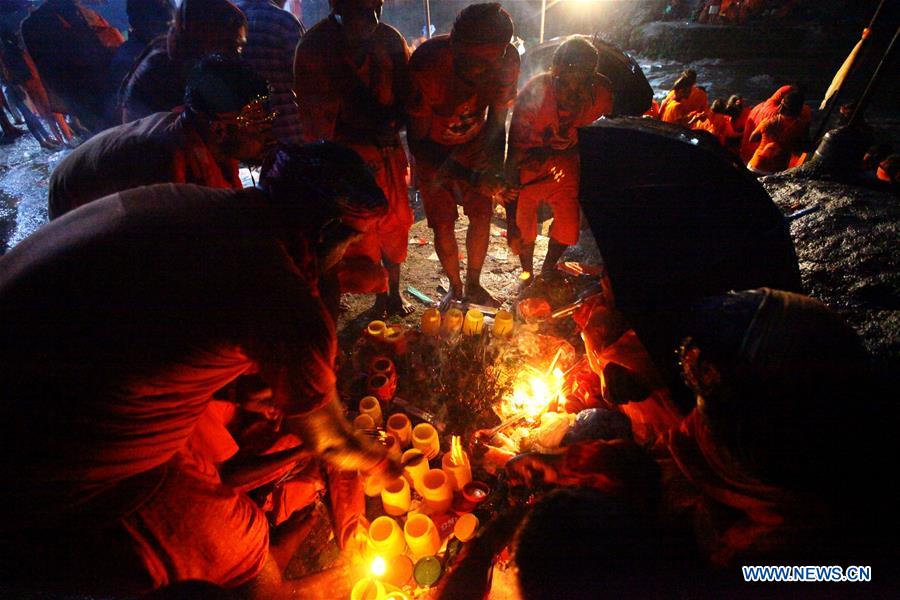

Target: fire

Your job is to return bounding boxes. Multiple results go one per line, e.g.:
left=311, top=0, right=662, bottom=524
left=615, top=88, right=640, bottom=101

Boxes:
left=450, top=435, right=465, bottom=466
left=370, top=556, right=386, bottom=578
left=503, top=364, right=565, bottom=421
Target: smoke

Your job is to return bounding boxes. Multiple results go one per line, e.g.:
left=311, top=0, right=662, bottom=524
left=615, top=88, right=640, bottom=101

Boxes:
left=300, top=1, right=602, bottom=45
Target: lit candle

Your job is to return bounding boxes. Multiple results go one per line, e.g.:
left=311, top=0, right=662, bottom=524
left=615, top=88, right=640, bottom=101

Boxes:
left=353, top=413, right=376, bottom=431
left=367, top=320, right=387, bottom=339
left=412, top=423, right=440, bottom=460
left=370, top=556, right=387, bottom=578
left=462, top=309, right=484, bottom=336
left=380, top=477, right=411, bottom=516
left=420, top=308, right=441, bottom=336
left=358, top=396, right=383, bottom=427
left=420, top=469, right=454, bottom=514
left=401, top=448, right=429, bottom=493
left=441, top=308, right=464, bottom=336
left=367, top=516, right=406, bottom=559
left=403, top=514, right=441, bottom=559
left=441, top=435, right=472, bottom=491
left=492, top=309, right=514, bottom=337
left=457, top=481, right=491, bottom=512
left=351, top=577, right=385, bottom=600
left=386, top=413, right=411, bottom=448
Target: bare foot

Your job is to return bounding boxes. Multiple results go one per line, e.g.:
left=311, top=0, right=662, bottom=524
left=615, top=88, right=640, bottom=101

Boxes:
left=465, top=283, right=502, bottom=308
left=40, top=139, right=63, bottom=151
left=439, top=285, right=464, bottom=311
left=385, top=293, right=414, bottom=317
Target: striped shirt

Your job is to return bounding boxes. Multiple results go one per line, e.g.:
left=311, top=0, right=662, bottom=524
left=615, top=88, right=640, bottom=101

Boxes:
left=235, top=0, right=305, bottom=146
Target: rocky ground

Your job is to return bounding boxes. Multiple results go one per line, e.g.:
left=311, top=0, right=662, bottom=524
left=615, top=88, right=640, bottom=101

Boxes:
left=764, top=176, right=899, bottom=364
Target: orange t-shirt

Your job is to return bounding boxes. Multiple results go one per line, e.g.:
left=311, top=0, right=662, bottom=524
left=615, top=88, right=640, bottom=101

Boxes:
left=661, top=99, right=692, bottom=126
left=509, top=72, right=613, bottom=155
left=659, top=85, right=708, bottom=117
left=748, top=114, right=800, bottom=173
left=408, top=35, right=519, bottom=149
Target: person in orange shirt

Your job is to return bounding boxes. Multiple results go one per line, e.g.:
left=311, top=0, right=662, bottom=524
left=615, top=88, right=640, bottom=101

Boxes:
left=740, top=85, right=811, bottom=163
left=660, top=75, right=694, bottom=126
left=294, top=0, right=415, bottom=317
left=747, top=89, right=808, bottom=175
left=658, top=69, right=708, bottom=117
left=689, top=98, right=739, bottom=147
left=506, top=38, right=613, bottom=277
left=407, top=3, right=520, bottom=307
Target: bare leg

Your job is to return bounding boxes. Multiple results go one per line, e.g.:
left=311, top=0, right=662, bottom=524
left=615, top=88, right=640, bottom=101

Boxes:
left=374, top=258, right=413, bottom=317
left=52, top=114, right=74, bottom=142
left=464, top=212, right=500, bottom=307
left=505, top=200, right=521, bottom=255
left=541, top=239, right=568, bottom=275
left=519, top=241, right=535, bottom=277
left=268, top=508, right=318, bottom=573
left=434, top=221, right=464, bottom=300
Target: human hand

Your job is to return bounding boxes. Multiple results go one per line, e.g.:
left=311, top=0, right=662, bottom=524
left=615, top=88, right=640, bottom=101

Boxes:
left=495, top=181, right=520, bottom=205
left=285, top=398, right=394, bottom=474
left=473, top=170, right=508, bottom=200
left=558, top=261, right=603, bottom=277
left=237, top=377, right=282, bottom=421
left=505, top=452, right=562, bottom=487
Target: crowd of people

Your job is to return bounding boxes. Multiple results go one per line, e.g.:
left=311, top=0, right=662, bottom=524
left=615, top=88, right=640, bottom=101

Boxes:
left=646, top=67, right=898, bottom=183
left=0, top=1, right=894, bottom=598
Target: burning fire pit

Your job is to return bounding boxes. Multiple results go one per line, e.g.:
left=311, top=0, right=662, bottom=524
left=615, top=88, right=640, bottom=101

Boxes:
left=337, top=276, right=599, bottom=597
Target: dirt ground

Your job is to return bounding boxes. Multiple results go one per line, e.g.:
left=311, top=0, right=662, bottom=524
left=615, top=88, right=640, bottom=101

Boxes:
left=334, top=191, right=603, bottom=344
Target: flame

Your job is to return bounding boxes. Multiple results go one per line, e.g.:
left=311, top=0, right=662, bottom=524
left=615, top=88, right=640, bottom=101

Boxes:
left=450, top=435, right=465, bottom=465
left=370, top=556, right=386, bottom=577
left=507, top=373, right=555, bottom=420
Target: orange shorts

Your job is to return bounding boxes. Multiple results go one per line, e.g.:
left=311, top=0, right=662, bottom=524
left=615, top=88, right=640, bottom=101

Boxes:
left=416, top=161, right=494, bottom=228
left=516, top=152, right=581, bottom=246
left=344, top=144, right=413, bottom=266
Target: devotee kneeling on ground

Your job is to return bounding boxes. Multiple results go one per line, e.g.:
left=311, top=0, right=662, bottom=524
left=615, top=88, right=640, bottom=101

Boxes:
left=505, top=288, right=891, bottom=575
left=0, top=143, right=401, bottom=597
left=49, top=54, right=274, bottom=219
